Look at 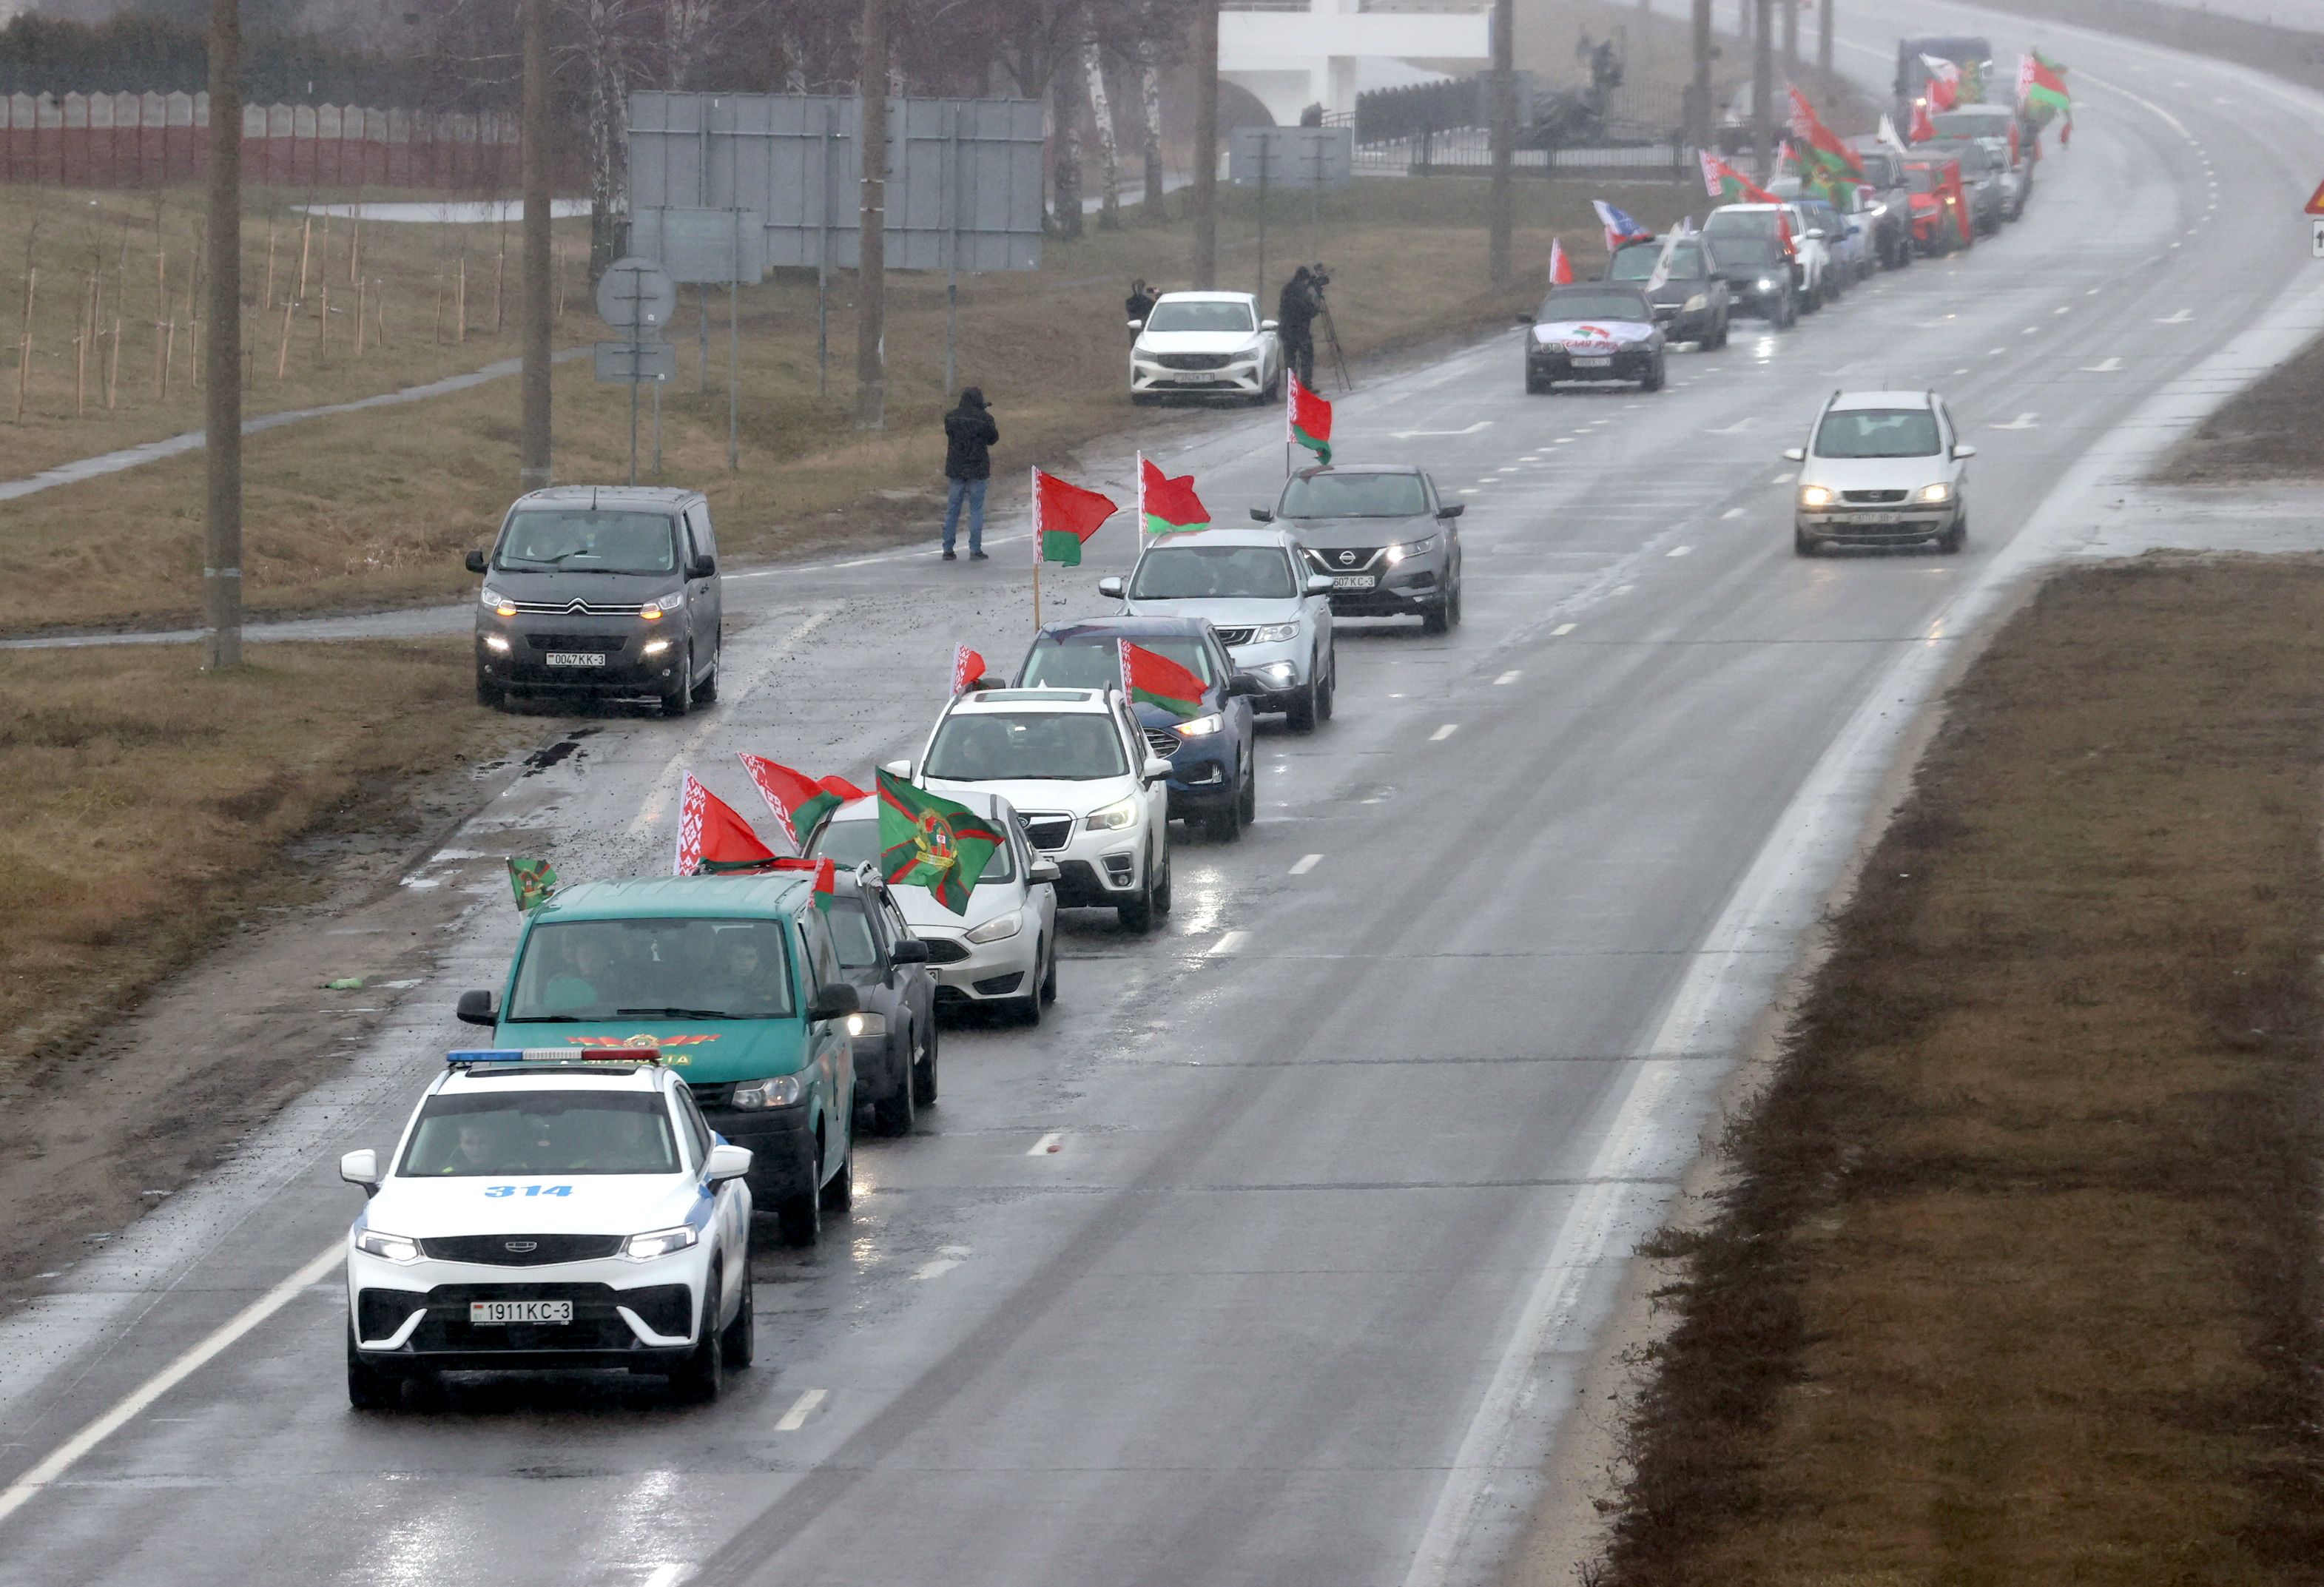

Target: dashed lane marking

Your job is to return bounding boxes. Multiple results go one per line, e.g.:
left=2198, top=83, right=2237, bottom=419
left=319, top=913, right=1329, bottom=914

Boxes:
left=1288, top=854, right=1324, bottom=876
left=774, top=1389, right=827, bottom=1431
left=1430, top=724, right=1458, bottom=741
left=1721, top=507, right=1745, bottom=519
left=1666, top=546, right=1693, bottom=558
left=1028, top=1133, right=1065, bottom=1156
left=1208, top=931, right=1249, bottom=955
left=1494, top=670, right=1521, bottom=684
left=1550, top=624, right=1576, bottom=636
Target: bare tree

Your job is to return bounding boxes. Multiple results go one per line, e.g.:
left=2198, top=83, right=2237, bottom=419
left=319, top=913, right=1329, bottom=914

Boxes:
left=1084, top=39, right=1119, bottom=229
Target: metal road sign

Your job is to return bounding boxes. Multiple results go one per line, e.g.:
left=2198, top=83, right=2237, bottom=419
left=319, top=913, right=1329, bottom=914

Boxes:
left=627, top=208, right=769, bottom=286
left=2312, top=218, right=2324, bottom=258
left=593, top=340, right=676, bottom=383
left=593, top=256, right=678, bottom=334
left=1228, top=127, right=1354, bottom=191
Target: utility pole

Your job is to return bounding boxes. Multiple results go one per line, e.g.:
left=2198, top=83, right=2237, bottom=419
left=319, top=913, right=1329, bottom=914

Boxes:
left=856, top=0, right=886, bottom=428
left=519, top=0, right=551, bottom=493
left=1751, top=0, right=1774, bottom=182
left=1190, top=0, right=1218, bottom=289
left=1488, top=0, right=1514, bottom=289
left=1818, top=0, right=1833, bottom=76
left=1688, top=0, right=1712, bottom=151
left=203, top=0, right=241, bottom=670
left=1782, top=0, right=1798, bottom=86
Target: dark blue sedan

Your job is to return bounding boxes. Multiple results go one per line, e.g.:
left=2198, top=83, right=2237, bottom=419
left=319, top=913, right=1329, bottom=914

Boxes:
left=1011, top=616, right=1259, bottom=841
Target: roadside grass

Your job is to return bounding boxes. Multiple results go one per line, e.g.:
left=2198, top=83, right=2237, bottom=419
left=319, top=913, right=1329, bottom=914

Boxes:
left=1596, top=559, right=2324, bottom=1587
left=2158, top=328, right=2324, bottom=482
left=0, top=176, right=1702, bottom=634
left=0, top=638, right=513, bottom=1063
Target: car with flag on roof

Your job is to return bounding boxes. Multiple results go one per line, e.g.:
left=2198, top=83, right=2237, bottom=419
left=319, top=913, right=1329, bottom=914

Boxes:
left=1523, top=283, right=1668, bottom=391
left=337, top=1043, right=756, bottom=1406
left=1011, top=617, right=1261, bottom=842
left=1606, top=235, right=1731, bottom=347
left=453, top=872, right=860, bottom=1249
left=806, top=784, right=1060, bottom=1020
left=1253, top=464, right=1466, bottom=634
left=1705, top=203, right=1833, bottom=311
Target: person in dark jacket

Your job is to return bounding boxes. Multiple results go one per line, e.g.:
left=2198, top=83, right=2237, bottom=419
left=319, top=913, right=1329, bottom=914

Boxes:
left=940, top=388, right=999, bottom=561
left=1277, top=266, right=1320, bottom=388
left=1125, top=278, right=1157, bottom=339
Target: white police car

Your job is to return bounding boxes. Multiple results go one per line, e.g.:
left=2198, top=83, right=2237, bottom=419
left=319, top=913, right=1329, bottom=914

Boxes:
left=338, top=1047, right=755, bottom=1406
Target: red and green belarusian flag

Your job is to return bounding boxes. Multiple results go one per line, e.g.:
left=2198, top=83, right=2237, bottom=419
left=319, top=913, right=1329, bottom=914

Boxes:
left=1699, top=150, right=1776, bottom=204
left=1033, top=467, right=1118, bottom=567
left=877, top=768, right=1005, bottom=915
left=736, top=754, right=863, bottom=851
left=2018, top=52, right=2070, bottom=121
left=1119, top=640, right=1206, bottom=721
left=1287, top=374, right=1332, bottom=466
left=1138, top=454, right=1210, bottom=539
left=676, top=773, right=778, bottom=875
left=1786, top=87, right=1866, bottom=195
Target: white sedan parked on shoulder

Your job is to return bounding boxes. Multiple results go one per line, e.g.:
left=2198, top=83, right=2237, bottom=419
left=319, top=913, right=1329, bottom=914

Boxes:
left=1131, top=291, right=1283, bottom=406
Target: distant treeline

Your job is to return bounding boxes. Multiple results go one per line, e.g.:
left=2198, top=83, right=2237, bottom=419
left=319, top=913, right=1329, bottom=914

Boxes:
left=0, top=13, right=479, bottom=108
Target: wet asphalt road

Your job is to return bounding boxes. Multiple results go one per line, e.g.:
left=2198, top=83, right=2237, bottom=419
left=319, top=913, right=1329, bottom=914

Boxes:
left=4, top=4, right=2324, bottom=1583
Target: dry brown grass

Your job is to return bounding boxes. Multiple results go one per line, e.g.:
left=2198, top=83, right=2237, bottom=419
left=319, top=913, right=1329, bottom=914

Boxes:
left=1600, top=559, right=2324, bottom=1587
left=0, top=638, right=513, bottom=1061
left=0, top=176, right=1701, bottom=635
left=2160, top=328, right=2324, bottom=482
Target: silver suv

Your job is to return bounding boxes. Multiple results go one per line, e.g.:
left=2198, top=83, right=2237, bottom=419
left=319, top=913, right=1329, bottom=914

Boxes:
left=1099, top=527, right=1337, bottom=732
left=1785, top=389, right=1975, bottom=556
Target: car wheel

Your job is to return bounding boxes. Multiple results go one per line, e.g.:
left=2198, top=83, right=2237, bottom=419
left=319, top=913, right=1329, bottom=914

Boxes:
left=871, top=1037, right=917, bottom=1135
left=1040, top=939, right=1059, bottom=1004
left=912, top=1018, right=940, bottom=1105
left=661, top=647, right=693, bottom=718
left=1710, top=315, right=1729, bottom=350
left=474, top=674, right=505, bottom=711
left=693, top=638, right=720, bottom=705
left=346, top=1327, right=401, bottom=1410
left=721, top=1267, right=755, bottom=1368
left=1421, top=596, right=1450, bottom=636
left=669, top=1273, right=724, bottom=1402
left=1131, top=392, right=1157, bottom=407
left=1153, top=846, right=1173, bottom=914
left=1238, top=755, right=1258, bottom=827
left=1640, top=355, right=1664, bottom=393
left=775, top=1142, right=822, bottom=1247
left=1446, top=577, right=1464, bottom=627
left=1940, top=508, right=1967, bottom=553
left=1794, top=527, right=1819, bottom=557
left=819, top=1144, right=854, bottom=1213
left=1525, top=370, right=1549, bottom=394
left=1014, top=939, right=1048, bottom=1024
left=1119, top=860, right=1157, bottom=931
left=1285, top=666, right=1320, bottom=733
left=1316, top=653, right=1335, bottom=721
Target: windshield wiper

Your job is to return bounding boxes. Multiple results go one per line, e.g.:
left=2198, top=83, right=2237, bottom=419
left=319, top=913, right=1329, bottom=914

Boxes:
left=614, top=1006, right=742, bottom=1020
left=504, top=1014, right=584, bottom=1022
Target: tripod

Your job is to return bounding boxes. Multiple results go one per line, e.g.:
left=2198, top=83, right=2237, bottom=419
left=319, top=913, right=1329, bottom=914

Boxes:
left=1313, top=292, right=1350, bottom=392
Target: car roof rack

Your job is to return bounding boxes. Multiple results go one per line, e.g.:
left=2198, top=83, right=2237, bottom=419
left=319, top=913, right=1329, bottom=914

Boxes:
left=446, top=1047, right=664, bottom=1068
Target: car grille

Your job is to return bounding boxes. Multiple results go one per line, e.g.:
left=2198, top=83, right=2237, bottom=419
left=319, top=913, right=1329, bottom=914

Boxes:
left=1021, top=812, right=1074, bottom=852
left=1304, top=547, right=1382, bottom=574
left=1211, top=627, right=1255, bottom=647
left=528, top=633, right=628, bottom=653
left=420, top=1233, right=626, bottom=1267
left=504, top=599, right=650, bottom=616
left=923, top=938, right=971, bottom=964
left=1841, top=489, right=1909, bottom=504
left=1143, top=727, right=1182, bottom=756
left=397, top=1281, right=693, bottom=1351
left=1154, top=353, right=1232, bottom=371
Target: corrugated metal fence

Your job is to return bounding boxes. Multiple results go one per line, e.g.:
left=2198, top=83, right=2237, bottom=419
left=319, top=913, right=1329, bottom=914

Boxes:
left=0, top=91, right=522, bottom=189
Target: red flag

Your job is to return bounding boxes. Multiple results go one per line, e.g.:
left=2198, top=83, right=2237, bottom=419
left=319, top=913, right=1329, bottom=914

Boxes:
left=1138, top=455, right=1210, bottom=537
left=952, top=644, right=987, bottom=694
left=1919, top=54, right=1960, bottom=111
left=1033, top=468, right=1118, bottom=567
left=1287, top=374, right=1332, bottom=465
left=1907, top=98, right=1937, bottom=144
left=1941, top=161, right=1973, bottom=243
left=1119, top=640, right=1207, bottom=720
left=818, top=774, right=866, bottom=802
left=769, top=855, right=838, bottom=898
left=1548, top=237, right=1572, bottom=285
left=676, top=773, right=777, bottom=875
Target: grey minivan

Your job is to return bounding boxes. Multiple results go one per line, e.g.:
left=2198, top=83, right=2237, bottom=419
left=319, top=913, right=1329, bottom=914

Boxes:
left=468, top=485, right=724, bottom=715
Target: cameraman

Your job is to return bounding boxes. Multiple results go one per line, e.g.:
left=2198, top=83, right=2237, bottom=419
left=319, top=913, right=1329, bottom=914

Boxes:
left=1277, top=266, right=1324, bottom=389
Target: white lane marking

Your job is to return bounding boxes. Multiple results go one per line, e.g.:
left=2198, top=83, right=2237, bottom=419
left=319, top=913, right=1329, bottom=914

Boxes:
left=1390, top=421, right=1492, bottom=439
left=1287, top=854, right=1323, bottom=875
left=1549, top=624, right=1575, bottom=637
left=2021, top=326, right=2038, bottom=335
left=1705, top=418, right=1754, bottom=434
left=1665, top=545, right=1693, bottom=558
left=1992, top=413, right=2040, bottom=430
left=2082, top=357, right=2123, bottom=372
left=1457, top=488, right=1478, bottom=495
left=1027, top=1133, right=1065, bottom=1156
left=774, top=1389, right=827, bottom=1431
left=1771, top=472, right=1795, bottom=484
left=2053, top=306, right=2069, bottom=315
left=915, top=1258, right=964, bottom=1281
left=641, top=1565, right=686, bottom=1587
left=2157, top=309, right=2192, bottom=323
left=1494, top=670, right=1521, bottom=685
left=1429, top=724, right=1458, bottom=741
left=1721, top=507, right=1745, bottom=519
left=0, top=1241, right=343, bottom=1523
left=1208, top=930, right=1248, bottom=955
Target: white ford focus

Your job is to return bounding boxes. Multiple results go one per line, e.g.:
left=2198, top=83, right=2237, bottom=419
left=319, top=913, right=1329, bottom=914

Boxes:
left=339, top=1048, right=755, bottom=1406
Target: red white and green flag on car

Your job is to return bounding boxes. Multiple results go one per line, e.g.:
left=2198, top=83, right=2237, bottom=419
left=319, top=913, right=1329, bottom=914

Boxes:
left=2018, top=52, right=2070, bottom=121
left=1119, top=640, right=1206, bottom=721
left=1286, top=374, right=1333, bottom=465
left=951, top=644, right=987, bottom=694
left=676, top=772, right=779, bottom=874
left=736, top=754, right=862, bottom=852
left=877, top=768, right=1006, bottom=915
left=1786, top=86, right=1867, bottom=195
left=1137, top=454, right=1210, bottom=539
left=1548, top=237, right=1573, bottom=284
left=1919, top=54, right=1961, bottom=109
left=1699, top=150, right=1776, bottom=204
left=1032, top=467, right=1119, bottom=567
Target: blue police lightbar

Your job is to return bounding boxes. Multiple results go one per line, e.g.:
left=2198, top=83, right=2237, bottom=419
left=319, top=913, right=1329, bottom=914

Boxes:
left=445, top=1048, right=663, bottom=1066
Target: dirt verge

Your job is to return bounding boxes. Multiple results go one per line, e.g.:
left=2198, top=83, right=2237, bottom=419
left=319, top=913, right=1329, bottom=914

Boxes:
left=1587, top=557, right=2324, bottom=1587
left=2157, top=333, right=2324, bottom=482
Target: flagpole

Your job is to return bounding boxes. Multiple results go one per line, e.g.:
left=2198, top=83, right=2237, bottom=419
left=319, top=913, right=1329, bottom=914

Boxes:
left=1284, top=377, right=1293, bottom=478
left=1135, top=450, right=1145, bottom=545
left=1030, top=463, right=1042, bottom=630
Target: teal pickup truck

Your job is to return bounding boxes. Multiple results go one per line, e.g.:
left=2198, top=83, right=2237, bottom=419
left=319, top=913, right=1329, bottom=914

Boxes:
left=457, top=874, right=858, bottom=1246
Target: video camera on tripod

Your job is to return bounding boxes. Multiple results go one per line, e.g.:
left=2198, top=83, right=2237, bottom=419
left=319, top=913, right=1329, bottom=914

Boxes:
left=1300, top=265, right=1348, bottom=391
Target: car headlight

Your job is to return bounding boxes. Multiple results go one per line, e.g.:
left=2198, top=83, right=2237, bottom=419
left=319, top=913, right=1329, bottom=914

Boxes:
left=843, top=1009, right=889, bottom=1038
left=643, top=590, right=683, bottom=621
left=622, top=1224, right=700, bottom=1261
left=1756, top=277, right=1776, bottom=290
left=353, top=1228, right=420, bottom=1264
left=965, top=910, right=1023, bottom=943
left=1384, top=534, right=1437, bottom=565
left=1799, top=486, right=1833, bottom=507
left=1682, top=293, right=1708, bottom=312
left=482, top=634, right=511, bottom=654
left=1918, top=482, right=1953, bottom=502
left=1248, top=622, right=1300, bottom=644
left=1174, top=712, right=1223, bottom=737
left=1260, top=661, right=1296, bottom=684
left=479, top=587, right=516, bottom=617
left=731, top=1074, right=804, bottom=1110
left=1085, top=798, right=1139, bottom=831
left=641, top=638, right=672, bottom=656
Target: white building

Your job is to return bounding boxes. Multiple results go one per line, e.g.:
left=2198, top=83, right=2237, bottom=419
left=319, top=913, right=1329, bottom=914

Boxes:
left=1219, top=1, right=1494, bottom=127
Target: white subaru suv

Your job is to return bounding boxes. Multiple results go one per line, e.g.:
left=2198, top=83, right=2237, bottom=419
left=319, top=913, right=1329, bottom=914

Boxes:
left=896, top=687, right=1174, bottom=931
left=1130, top=291, right=1283, bottom=405
left=338, top=1048, right=755, bottom=1406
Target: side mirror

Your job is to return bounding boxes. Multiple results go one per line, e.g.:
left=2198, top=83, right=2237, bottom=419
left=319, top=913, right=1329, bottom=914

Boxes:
left=465, top=549, right=488, bottom=574
left=1227, top=671, right=1268, bottom=698
left=1782, top=448, right=1806, bottom=462
left=1260, top=318, right=1279, bottom=331
left=1249, top=506, right=1275, bottom=522
left=1435, top=503, right=1465, bottom=519
left=1142, top=755, right=1173, bottom=783
left=687, top=553, right=716, bottom=579
left=807, top=983, right=861, bottom=1022
left=1304, top=573, right=1336, bottom=595
left=1097, top=576, right=1125, bottom=599
left=1028, top=859, right=1062, bottom=885
left=880, top=758, right=913, bottom=780
left=1126, top=318, right=1145, bottom=330
left=340, top=1148, right=380, bottom=1197
left=1952, top=442, right=1977, bottom=459
left=455, top=989, right=498, bottom=1026
left=889, top=937, right=931, bottom=964
left=704, top=1142, right=753, bottom=1182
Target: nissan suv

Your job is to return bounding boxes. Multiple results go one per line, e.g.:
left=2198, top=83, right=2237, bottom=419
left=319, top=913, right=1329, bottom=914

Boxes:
left=1253, top=464, right=1466, bottom=633
left=1099, top=528, right=1338, bottom=732
left=1785, top=389, right=1975, bottom=555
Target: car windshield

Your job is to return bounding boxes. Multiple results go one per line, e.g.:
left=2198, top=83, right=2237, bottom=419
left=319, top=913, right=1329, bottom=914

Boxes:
left=1702, top=210, right=1777, bottom=239
left=1129, top=545, right=1298, bottom=599
left=1609, top=243, right=1705, bottom=281
left=1904, top=166, right=1950, bottom=193
left=398, top=1091, right=680, bottom=1177
left=1815, top=408, right=1942, bottom=458
left=1859, top=153, right=1899, bottom=186
left=923, top=712, right=1129, bottom=781
left=1145, top=300, right=1254, bottom=333
left=812, top=818, right=1017, bottom=881
left=826, top=896, right=880, bottom=970
left=1933, top=111, right=2010, bottom=138
left=504, top=917, right=795, bottom=1022
left=1278, top=472, right=1429, bottom=517
left=1022, top=636, right=1216, bottom=690
left=496, top=510, right=678, bottom=574
left=1713, top=237, right=1785, bottom=266
left=1537, top=292, right=1651, bottom=323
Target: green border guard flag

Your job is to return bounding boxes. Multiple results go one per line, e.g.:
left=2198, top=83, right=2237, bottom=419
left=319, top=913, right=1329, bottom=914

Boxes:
left=878, top=769, right=1005, bottom=915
